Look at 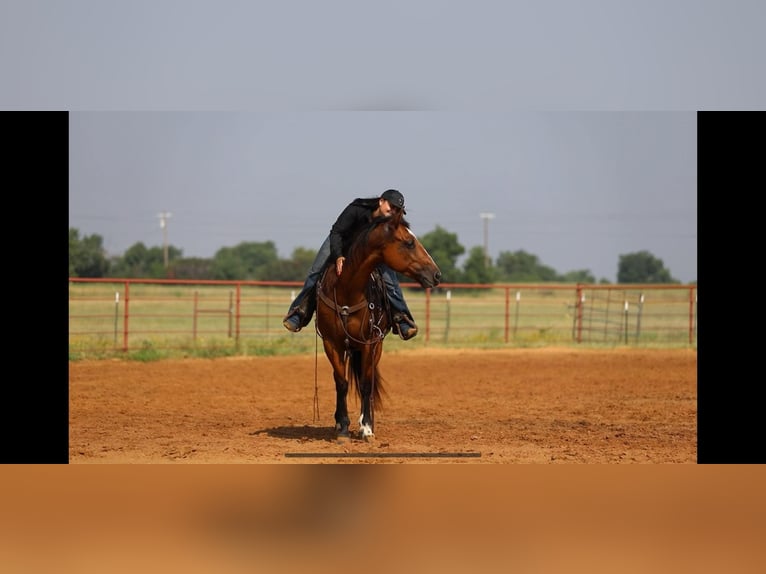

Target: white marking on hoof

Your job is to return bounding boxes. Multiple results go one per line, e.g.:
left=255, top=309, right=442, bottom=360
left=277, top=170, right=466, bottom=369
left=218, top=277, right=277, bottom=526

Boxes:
left=358, top=415, right=374, bottom=439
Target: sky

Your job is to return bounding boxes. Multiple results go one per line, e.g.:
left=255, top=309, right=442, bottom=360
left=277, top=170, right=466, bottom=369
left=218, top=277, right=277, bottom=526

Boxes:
left=8, top=1, right=764, bottom=284
left=68, top=111, right=697, bottom=283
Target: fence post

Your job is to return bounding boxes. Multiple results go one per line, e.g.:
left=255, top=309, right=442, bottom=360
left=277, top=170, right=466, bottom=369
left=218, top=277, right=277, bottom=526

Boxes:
left=228, top=289, right=233, bottom=339
left=623, top=301, right=629, bottom=345
left=122, top=281, right=130, bottom=352
left=424, top=288, right=431, bottom=344
left=513, top=290, right=521, bottom=340
left=574, top=285, right=584, bottom=344
left=444, top=290, right=451, bottom=344
left=193, top=290, right=199, bottom=343
left=504, top=287, right=510, bottom=343
left=635, top=293, right=644, bottom=343
left=234, top=285, right=241, bottom=346
left=114, top=291, right=119, bottom=346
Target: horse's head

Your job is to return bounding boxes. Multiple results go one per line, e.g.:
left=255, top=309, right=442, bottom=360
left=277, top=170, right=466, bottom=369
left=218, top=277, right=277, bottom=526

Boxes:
left=373, top=210, right=442, bottom=289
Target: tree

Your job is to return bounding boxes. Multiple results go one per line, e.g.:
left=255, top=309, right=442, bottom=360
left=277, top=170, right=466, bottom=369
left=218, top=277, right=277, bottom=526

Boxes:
left=210, top=241, right=279, bottom=280
left=461, top=246, right=498, bottom=284
left=560, top=269, right=596, bottom=283
left=69, top=228, right=110, bottom=277
left=168, top=257, right=216, bottom=279
left=495, top=250, right=559, bottom=282
left=419, top=225, right=465, bottom=283
left=617, top=250, right=678, bottom=283
left=108, top=242, right=182, bottom=278
left=259, top=247, right=317, bottom=281
left=259, top=248, right=314, bottom=282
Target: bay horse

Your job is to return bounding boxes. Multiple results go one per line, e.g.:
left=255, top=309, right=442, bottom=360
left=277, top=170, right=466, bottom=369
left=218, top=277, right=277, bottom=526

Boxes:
left=315, top=210, right=441, bottom=441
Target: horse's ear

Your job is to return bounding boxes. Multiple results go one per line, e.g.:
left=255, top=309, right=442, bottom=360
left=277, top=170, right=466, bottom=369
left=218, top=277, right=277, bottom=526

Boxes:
left=385, top=211, right=401, bottom=236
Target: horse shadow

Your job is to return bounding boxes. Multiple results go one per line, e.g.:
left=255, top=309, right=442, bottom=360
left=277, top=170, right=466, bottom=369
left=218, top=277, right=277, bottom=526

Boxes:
left=251, top=424, right=338, bottom=443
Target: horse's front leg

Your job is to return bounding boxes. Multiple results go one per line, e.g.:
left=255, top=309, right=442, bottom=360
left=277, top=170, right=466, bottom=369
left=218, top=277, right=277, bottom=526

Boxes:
left=357, top=356, right=377, bottom=441
left=324, top=342, right=351, bottom=441
left=357, top=410, right=374, bottom=440
left=333, top=371, right=351, bottom=441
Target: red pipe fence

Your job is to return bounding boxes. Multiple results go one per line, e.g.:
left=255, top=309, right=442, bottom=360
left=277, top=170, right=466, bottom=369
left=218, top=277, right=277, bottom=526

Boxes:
left=69, top=278, right=697, bottom=357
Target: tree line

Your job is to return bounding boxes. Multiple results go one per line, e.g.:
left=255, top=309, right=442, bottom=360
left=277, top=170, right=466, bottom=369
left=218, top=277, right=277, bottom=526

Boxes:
left=69, top=225, right=687, bottom=284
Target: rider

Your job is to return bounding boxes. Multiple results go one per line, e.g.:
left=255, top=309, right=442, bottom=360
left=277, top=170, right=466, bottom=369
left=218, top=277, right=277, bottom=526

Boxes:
left=282, top=189, right=419, bottom=340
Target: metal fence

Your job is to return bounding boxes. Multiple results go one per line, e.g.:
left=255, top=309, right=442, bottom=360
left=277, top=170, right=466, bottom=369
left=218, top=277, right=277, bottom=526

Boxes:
left=68, top=278, right=697, bottom=357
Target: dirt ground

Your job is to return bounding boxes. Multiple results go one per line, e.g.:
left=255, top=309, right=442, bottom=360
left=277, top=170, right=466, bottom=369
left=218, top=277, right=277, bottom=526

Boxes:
left=68, top=347, right=697, bottom=464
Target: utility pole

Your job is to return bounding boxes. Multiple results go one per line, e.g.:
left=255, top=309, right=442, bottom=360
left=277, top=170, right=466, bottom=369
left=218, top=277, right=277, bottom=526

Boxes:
left=158, top=211, right=173, bottom=268
left=479, top=212, right=495, bottom=267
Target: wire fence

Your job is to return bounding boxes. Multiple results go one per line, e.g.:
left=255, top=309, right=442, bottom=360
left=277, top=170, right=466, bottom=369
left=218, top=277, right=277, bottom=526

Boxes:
left=69, top=278, right=697, bottom=358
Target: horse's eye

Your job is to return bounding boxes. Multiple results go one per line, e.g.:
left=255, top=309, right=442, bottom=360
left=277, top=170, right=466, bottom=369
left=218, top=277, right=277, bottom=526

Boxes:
left=404, top=239, right=415, bottom=250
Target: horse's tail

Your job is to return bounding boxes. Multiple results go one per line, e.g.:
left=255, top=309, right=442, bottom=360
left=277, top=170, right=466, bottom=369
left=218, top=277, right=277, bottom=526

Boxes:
left=347, top=350, right=385, bottom=409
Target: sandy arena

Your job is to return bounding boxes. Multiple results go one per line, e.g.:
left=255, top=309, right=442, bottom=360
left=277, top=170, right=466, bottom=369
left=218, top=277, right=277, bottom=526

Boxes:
left=69, top=347, right=697, bottom=463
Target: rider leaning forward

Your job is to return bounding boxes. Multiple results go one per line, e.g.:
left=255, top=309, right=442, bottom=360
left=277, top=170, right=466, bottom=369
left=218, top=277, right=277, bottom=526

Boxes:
left=282, top=188, right=418, bottom=340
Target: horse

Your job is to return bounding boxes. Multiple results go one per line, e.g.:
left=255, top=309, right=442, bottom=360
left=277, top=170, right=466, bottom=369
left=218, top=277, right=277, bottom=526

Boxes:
left=315, top=209, right=442, bottom=442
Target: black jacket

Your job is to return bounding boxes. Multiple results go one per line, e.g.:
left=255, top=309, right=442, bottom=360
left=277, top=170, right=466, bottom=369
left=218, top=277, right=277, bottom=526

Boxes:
left=329, top=197, right=380, bottom=260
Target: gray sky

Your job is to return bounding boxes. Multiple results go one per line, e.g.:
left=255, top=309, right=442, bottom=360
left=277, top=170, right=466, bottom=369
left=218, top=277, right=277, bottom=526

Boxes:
left=2, top=1, right=763, bottom=110
left=11, top=1, right=764, bottom=283
left=69, top=111, right=697, bottom=283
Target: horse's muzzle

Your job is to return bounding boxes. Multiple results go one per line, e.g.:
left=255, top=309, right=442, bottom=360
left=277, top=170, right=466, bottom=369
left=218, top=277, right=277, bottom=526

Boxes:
left=419, top=269, right=442, bottom=288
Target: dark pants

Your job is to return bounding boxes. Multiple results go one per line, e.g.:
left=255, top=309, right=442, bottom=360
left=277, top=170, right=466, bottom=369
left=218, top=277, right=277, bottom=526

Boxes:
left=285, top=236, right=414, bottom=327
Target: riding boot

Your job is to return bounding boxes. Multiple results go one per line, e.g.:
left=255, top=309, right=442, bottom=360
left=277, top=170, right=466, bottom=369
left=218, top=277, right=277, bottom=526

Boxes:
left=392, top=311, right=418, bottom=340
left=381, top=266, right=419, bottom=340
left=298, top=285, right=317, bottom=328
left=283, top=237, right=332, bottom=332
left=283, top=284, right=318, bottom=332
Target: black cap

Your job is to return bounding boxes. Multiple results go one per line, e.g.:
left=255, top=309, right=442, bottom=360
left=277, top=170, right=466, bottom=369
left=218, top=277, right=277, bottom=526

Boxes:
left=381, top=189, right=406, bottom=213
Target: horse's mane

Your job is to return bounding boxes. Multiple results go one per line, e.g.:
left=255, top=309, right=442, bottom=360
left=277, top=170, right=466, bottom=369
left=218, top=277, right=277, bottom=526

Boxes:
left=321, top=215, right=411, bottom=291
left=345, top=215, right=411, bottom=267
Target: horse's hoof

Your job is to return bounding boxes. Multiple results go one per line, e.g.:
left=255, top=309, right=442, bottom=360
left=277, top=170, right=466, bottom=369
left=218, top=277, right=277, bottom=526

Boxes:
left=336, top=430, right=351, bottom=443
left=362, top=433, right=375, bottom=444
left=358, top=421, right=375, bottom=442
